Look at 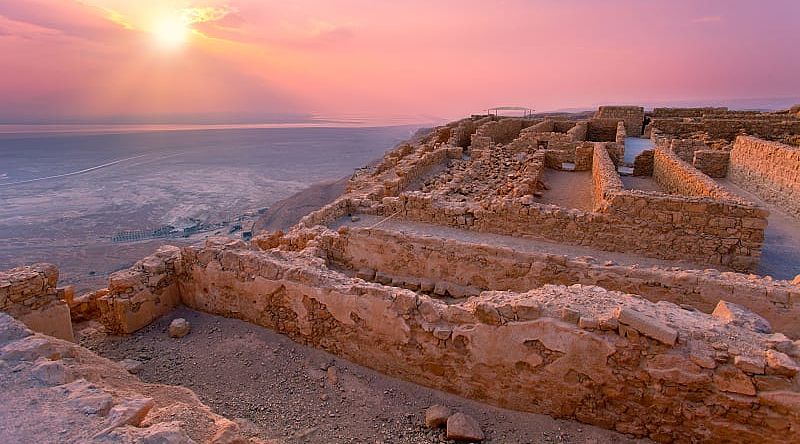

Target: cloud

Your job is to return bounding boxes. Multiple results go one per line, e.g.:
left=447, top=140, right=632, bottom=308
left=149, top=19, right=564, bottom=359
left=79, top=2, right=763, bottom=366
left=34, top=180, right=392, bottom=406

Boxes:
left=183, top=6, right=237, bottom=26
left=691, top=16, right=723, bottom=24
left=0, top=0, right=129, bottom=41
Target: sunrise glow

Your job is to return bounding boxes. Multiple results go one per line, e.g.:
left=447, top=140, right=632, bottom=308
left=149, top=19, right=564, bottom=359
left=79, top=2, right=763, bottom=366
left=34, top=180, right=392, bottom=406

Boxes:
left=152, top=17, right=189, bottom=49
left=0, top=0, right=798, bottom=123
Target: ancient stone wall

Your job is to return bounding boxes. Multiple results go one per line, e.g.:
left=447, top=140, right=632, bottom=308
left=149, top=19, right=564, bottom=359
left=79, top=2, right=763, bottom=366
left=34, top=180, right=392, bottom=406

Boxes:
left=587, top=118, right=620, bottom=142
left=651, top=107, right=728, bottom=118
left=0, top=263, right=74, bottom=341
left=472, top=118, right=533, bottom=145
left=96, top=239, right=800, bottom=443
left=693, top=150, right=730, bottom=178
left=566, top=121, right=587, bottom=141
left=650, top=117, right=800, bottom=141
left=633, top=150, right=654, bottom=176
left=729, top=136, right=800, bottom=218
left=447, top=119, right=478, bottom=148
left=327, top=227, right=800, bottom=337
left=592, top=144, right=623, bottom=210
left=96, top=246, right=183, bottom=334
left=652, top=148, right=736, bottom=199
left=382, top=184, right=765, bottom=271
left=669, top=138, right=708, bottom=163
left=553, top=120, right=577, bottom=133
left=615, top=121, right=626, bottom=144
left=595, top=106, right=644, bottom=136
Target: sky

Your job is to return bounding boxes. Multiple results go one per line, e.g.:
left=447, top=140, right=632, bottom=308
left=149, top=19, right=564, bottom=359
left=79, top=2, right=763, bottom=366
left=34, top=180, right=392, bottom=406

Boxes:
left=0, top=0, right=798, bottom=124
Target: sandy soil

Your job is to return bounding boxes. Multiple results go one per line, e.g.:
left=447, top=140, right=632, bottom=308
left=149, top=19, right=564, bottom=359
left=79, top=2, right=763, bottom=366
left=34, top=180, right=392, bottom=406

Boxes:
left=620, top=176, right=664, bottom=193
left=537, top=170, right=594, bottom=211
left=80, top=307, right=647, bottom=444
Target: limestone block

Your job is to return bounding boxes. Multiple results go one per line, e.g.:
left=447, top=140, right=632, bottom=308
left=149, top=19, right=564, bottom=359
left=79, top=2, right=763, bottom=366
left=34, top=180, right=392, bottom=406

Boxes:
left=615, top=307, right=677, bottom=346
left=712, top=300, right=772, bottom=334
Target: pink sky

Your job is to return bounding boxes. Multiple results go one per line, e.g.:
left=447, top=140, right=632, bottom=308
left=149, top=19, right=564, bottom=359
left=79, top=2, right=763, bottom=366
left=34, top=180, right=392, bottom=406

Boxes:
left=0, top=0, right=798, bottom=123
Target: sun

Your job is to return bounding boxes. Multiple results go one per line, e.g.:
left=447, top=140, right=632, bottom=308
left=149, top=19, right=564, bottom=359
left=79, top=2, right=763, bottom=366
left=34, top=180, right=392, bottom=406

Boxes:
left=152, top=15, right=190, bottom=49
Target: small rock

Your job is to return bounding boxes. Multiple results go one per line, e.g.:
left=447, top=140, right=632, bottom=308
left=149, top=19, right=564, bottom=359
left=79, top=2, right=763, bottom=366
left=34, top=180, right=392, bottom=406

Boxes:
left=446, top=412, right=484, bottom=442
left=118, top=358, right=143, bottom=374
left=168, top=318, right=191, bottom=338
left=31, top=359, right=70, bottom=386
left=424, top=405, right=451, bottom=428
left=712, top=300, right=772, bottom=334
left=326, top=366, right=338, bottom=385
left=95, top=397, right=155, bottom=437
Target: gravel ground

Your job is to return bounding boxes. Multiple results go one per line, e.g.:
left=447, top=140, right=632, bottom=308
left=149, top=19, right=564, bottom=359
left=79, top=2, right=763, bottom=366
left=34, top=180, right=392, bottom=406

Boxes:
left=80, top=307, right=648, bottom=444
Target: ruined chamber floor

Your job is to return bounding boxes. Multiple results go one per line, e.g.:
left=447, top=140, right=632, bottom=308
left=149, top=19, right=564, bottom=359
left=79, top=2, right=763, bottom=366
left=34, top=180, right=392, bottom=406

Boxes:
left=80, top=307, right=648, bottom=444
left=537, top=170, right=594, bottom=211
left=714, top=178, right=800, bottom=279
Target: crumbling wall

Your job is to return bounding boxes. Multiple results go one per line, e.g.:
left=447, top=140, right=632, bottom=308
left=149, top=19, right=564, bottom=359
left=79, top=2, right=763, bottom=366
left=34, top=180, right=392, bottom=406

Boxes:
left=447, top=119, right=478, bottom=148
left=633, top=150, right=654, bottom=176
left=729, top=136, right=800, bottom=218
left=693, top=150, right=730, bottom=178
left=596, top=106, right=644, bottom=136
left=650, top=117, right=800, bottom=142
left=0, top=263, right=73, bottom=341
left=566, top=121, right=587, bottom=141
left=96, top=246, right=183, bottom=334
left=652, top=148, right=735, bottom=199
left=592, top=144, right=623, bottom=210
left=383, top=183, right=765, bottom=271
left=669, top=139, right=708, bottom=163
left=615, top=121, right=626, bottom=144
left=473, top=118, right=532, bottom=145
left=328, top=227, right=800, bottom=337
left=651, top=107, right=728, bottom=118
left=587, top=118, right=620, bottom=142
left=95, top=239, right=800, bottom=443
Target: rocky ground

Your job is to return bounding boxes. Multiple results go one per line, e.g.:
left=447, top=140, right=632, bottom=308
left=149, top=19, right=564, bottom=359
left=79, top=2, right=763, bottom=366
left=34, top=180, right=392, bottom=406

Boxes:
left=80, top=306, right=649, bottom=444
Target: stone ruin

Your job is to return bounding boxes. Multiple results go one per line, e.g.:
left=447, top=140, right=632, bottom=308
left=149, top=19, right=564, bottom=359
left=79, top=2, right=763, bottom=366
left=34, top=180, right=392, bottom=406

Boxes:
left=3, top=105, right=800, bottom=443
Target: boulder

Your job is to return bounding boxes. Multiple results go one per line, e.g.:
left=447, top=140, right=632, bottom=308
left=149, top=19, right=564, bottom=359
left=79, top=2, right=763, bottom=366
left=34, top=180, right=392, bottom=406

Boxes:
left=168, top=318, right=191, bottom=338
left=424, top=404, right=451, bottom=428
left=119, top=358, right=144, bottom=374
left=712, top=300, right=772, bottom=334
left=446, top=412, right=484, bottom=442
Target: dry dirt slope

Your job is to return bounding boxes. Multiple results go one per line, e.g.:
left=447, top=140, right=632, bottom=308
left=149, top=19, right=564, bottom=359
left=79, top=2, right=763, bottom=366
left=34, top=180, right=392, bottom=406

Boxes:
left=81, top=306, right=649, bottom=444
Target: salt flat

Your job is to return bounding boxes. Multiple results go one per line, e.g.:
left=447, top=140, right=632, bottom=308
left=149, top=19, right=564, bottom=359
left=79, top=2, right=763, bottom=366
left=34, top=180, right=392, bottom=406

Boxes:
left=0, top=125, right=418, bottom=291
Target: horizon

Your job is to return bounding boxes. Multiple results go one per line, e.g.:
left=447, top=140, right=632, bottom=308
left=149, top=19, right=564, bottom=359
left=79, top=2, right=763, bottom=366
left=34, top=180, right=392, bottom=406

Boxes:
left=1, top=1, right=799, bottom=124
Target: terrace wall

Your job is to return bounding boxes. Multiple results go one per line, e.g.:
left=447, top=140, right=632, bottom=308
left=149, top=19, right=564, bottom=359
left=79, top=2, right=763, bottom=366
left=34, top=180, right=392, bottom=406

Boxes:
left=729, top=136, right=800, bottom=218
left=93, top=240, right=800, bottom=443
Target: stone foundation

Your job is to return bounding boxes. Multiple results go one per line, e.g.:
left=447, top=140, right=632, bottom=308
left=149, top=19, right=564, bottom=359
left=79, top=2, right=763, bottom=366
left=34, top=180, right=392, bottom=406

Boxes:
left=92, top=239, right=800, bottom=443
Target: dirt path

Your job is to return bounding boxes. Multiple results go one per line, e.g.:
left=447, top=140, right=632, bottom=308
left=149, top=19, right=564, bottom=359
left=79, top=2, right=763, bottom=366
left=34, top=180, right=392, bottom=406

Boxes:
left=333, top=215, right=713, bottom=271
left=80, top=307, right=647, bottom=444
left=714, top=178, right=800, bottom=279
